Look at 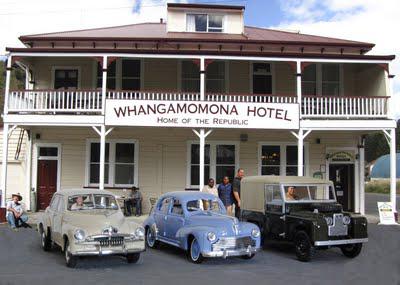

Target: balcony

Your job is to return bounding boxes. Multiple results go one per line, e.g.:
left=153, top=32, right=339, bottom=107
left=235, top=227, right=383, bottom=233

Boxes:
left=7, top=90, right=389, bottom=119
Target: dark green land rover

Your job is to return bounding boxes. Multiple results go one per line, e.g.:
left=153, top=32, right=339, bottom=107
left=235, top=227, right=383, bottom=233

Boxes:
left=240, top=176, right=368, bottom=262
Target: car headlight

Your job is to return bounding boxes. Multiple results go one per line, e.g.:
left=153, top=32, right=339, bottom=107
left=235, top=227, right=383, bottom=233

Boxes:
left=251, top=228, right=260, bottom=238
left=74, top=229, right=86, bottom=241
left=325, top=217, right=333, bottom=226
left=135, top=227, right=145, bottom=239
left=342, top=215, right=351, bottom=225
left=207, top=232, right=217, bottom=242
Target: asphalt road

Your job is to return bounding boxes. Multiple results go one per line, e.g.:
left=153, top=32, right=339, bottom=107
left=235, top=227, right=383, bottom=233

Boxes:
left=0, top=223, right=399, bottom=285
left=365, top=192, right=400, bottom=216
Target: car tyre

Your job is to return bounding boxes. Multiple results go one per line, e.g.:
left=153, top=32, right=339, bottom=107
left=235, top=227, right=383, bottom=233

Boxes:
left=40, top=227, right=52, bottom=252
left=188, top=237, right=204, bottom=264
left=126, top=253, right=141, bottom=264
left=64, top=239, right=78, bottom=268
left=294, top=231, right=315, bottom=262
left=146, top=227, right=159, bottom=249
left=340, top=243, right=362, bottom=258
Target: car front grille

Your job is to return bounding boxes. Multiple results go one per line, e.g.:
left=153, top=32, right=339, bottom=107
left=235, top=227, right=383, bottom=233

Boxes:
left=212, top=236, right=256, bottom=251
left=94, top=236, right=125, bottom=246
left=328, top=213, right=348, bottom=236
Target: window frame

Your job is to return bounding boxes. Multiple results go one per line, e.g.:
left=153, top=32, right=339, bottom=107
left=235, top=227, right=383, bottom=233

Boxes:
left=250, top=62, right=275, bottom=95
left=186, top=140, right=240, bottom=188
left=302, top=63, right=344, bottom=96
left=258, top=142, right=309, bottom=177
left=93, top=58, right=143, bottom=90
left=186, top=13, right=225, bottom=33
left=51, top=66, right=81, bottom=90
left=85, top=139, right=139, bottom=188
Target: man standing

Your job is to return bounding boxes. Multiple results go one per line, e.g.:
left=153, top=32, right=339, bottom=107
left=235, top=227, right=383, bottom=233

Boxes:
left=232, top=168, right=244, bottom=219
left=131, top=187, right=142, bottom=216
left=6, top=193, right=29, bottom=231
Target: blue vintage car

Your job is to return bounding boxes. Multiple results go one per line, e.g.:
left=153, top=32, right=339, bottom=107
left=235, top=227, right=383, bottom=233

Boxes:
left=143, top=191, right=261, bottom=263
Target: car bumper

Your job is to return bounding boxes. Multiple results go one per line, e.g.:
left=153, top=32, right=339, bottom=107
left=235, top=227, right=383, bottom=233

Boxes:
left=72, top=240, right=145, bottom=256
left=314, top=238, right=368, bottom=246
left=202, top=246, right=260, bottom=258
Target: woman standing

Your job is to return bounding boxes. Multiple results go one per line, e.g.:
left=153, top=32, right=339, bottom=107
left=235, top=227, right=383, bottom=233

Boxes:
left=217, top=176, right=234, bottom=215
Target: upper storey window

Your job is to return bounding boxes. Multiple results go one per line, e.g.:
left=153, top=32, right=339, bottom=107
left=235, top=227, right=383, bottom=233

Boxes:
left=186, top=14, right=224, bottom=32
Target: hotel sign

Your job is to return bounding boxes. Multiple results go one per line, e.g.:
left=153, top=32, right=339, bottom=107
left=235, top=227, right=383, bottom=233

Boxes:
left=105, top=99, right=299, bottom=129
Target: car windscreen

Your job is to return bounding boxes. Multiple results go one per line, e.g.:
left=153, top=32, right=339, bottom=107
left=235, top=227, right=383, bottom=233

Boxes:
left=283, top=184, right=335, bottom=202
left=186, top=199, right=224, bottom=214
left=67, top=194, right=119, bottom=210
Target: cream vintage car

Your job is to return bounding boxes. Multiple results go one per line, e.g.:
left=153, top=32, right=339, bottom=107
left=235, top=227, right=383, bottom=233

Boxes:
left=37, top=189, right=145, bottom=267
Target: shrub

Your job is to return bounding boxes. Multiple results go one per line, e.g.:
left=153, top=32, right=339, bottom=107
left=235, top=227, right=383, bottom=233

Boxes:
left=365, top=180, right=400, bottom=194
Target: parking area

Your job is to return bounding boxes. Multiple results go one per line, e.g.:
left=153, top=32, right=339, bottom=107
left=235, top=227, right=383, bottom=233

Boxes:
left=0, top=222, right=399, bottom=285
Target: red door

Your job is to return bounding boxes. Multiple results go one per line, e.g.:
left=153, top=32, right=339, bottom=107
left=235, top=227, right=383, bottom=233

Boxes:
left=37, top=160, right=58, bottom=210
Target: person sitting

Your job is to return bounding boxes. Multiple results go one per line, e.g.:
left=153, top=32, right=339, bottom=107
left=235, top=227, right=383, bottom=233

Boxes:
left=286, top=186, right=298, bottom=201
left=71, top=196, right=85, bottom=210
left=6, top=193, right=29, bottom=231
left=202, top=178, right=218, bottom=210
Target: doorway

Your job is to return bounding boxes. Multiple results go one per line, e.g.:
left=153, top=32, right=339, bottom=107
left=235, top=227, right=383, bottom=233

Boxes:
left=36, top=145, right=60, bottom=210
left=329, top=164, right=354, bottom=212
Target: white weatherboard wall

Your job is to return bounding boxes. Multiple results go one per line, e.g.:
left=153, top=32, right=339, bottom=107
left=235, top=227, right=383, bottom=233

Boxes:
left=30, top=126, right=361, bottom=213
left=0, top=127, right=29, bottom=209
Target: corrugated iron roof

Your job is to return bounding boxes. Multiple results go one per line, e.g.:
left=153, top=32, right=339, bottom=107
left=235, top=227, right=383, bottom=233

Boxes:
left=19, top=22, right=374, bottom=48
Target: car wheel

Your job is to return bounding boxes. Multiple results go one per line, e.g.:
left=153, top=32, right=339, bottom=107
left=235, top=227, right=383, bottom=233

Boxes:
left=188, top=237, right=204, bottom=264
left=146, top=227, right=159, bottom=249
left=340, top=243, right=363, bottom=258
left=240, top=253, right=256, bottom=260
left=126, top=253, right=141, bottom=264
left=40, top=227, right=52, bottom=252
left=294, top=231, right=315, bottom=262
left=64, top=239, right=78, bottom=268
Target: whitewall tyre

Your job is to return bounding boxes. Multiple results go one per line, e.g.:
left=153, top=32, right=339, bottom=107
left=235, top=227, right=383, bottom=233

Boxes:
left=65, top=240, right=78, bottom=268
left=188, top=238, right=204, bottom=264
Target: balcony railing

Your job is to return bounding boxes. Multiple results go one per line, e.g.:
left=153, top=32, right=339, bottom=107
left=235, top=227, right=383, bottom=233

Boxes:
left=7, top=90, right=389, bottom=119
left=301, top=95, right=389, bottom=118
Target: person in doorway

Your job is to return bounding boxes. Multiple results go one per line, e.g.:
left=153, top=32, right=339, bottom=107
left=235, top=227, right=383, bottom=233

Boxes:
left=217, top=176, right=234, bottom=215
left=6, top=193, right=29, bottom=231
left=232, top=168, right=244, bottom=219
left=71, top=196, right=85, bottom=210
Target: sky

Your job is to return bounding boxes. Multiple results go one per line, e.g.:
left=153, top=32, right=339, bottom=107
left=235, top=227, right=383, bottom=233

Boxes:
left=0, top=0, right=399, bottom=117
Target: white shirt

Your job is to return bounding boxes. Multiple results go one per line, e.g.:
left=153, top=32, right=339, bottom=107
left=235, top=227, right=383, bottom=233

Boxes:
left=6, top=201, right=24, bottom=214
left=202, top=185, right=218, bottom=197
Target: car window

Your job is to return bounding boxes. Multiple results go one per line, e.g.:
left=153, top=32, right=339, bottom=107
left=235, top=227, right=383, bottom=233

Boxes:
left=186, top=199, right=223, bottom=213
left=265, top=185, right=282, bottom=203
left=67, top=194, right=118, bottom=210
left=158, top=198, right=171, bottom=214
left=171, top=199, right=183, bottom=216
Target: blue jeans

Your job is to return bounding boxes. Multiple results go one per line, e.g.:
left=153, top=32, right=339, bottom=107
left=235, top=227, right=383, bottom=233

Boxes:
left=7, top=212, right=28, bottom=228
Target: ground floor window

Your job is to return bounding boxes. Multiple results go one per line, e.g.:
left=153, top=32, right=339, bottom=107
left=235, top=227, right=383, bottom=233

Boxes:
left=259, top=143, right=307, bottom=176
left=188, top=142, right=239, bottom=187
left=86, top=140, right=138, bottom=187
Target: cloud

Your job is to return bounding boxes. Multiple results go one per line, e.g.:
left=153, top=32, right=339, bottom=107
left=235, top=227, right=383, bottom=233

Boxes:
left=0, top=0, right=185, bottom=53
left=274, top=0, right=400, bottom=118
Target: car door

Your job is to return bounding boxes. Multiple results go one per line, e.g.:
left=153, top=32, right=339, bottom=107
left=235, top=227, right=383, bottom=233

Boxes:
left=154, top=197, right=172, bottom=239
left=165, top=198, right=185, bottom=244
left=52, top=195, right=65, bottom=245
left=264, top=184, right=285, bottom=238
left=47, top=195, right=59, bottom=241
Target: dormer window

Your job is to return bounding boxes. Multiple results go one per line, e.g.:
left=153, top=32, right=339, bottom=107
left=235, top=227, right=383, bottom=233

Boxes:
left=186, top=14, right=224, bottom=32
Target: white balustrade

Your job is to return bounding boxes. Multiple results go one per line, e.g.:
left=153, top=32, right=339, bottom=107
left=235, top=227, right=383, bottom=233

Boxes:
left=302, top=95, right=388, bottom=118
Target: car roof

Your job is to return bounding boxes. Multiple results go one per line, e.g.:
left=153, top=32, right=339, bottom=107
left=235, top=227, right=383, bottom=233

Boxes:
left=159, top=191, right=218, bottom=202
left=242, top=175, right=332, bottom=185
left=56, top=188, right=116, bottom=197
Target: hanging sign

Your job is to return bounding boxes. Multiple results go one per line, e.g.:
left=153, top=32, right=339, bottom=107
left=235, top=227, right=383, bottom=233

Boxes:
left=377, top=202, right=397, bottom=225
left=328, top=151, right=354, bottom=162
left=105, top=99, right=299, bottom=129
